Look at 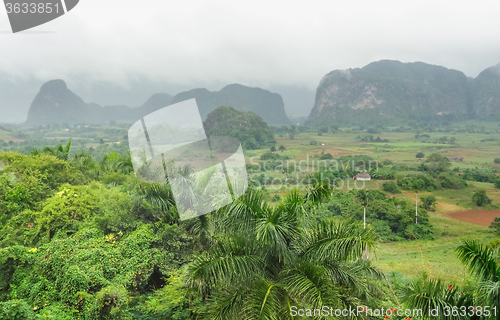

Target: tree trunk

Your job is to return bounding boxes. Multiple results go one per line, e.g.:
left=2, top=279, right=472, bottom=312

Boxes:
left=363, top=206, right=366, bottom=229
left=363, top=206, right=369, bottom=259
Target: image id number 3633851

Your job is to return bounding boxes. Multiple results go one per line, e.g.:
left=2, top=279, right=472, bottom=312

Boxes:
left=5, top=2, right=60, bottom=14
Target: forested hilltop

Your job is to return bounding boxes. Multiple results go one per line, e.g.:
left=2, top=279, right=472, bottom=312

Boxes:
left=307, top=60, right=500, bottom=126
left=23, top=80, right=290, bottom=126
left=203, top=106, right=276, bottom=150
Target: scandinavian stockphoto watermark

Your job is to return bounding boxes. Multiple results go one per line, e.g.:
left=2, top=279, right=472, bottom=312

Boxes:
left=3, top=0, right=79, bottom=33
left=289, top=305, right=498, bottom=318
left=247, top=154, right=379, bottom=190
left=128, top=99, right=248, bottom=221
left=127, top=99, right=375, bottom=221
left=290, top=306, right=423, bottom=318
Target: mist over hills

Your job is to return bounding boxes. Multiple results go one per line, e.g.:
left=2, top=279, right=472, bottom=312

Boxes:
left=171, top=84, right=290, bottom=124
left=24, top=80, right=174, bottom=125
left=0, top=75, right=311, bottom=124
left=5, top=60, right=500, bottom=127
left=306, top=60, right=500, bottom=125
left=22, top=81, right=290, bottom=126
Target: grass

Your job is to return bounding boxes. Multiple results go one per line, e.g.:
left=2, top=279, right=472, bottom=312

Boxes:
left=374, top=212, right=494, bottom=285
left=269, top=123, right=500, bottom=171
left=0, top=129, right=11, bottom=139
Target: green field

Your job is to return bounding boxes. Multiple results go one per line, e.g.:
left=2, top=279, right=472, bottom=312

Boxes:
left=248, top=122, right=500, bottom=283
left=251, top=123, right=500, bottom=170
left=0, top=129, right=11, bottom=139
left=374, top=212, right=493, bottom=285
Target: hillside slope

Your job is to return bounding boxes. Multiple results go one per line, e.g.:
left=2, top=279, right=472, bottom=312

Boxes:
left=306, top=60, right=500, bottom=126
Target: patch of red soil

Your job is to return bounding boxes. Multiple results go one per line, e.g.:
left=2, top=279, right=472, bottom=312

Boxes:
left=0, top=138, right=24, bottom=142
left=445, top=210, right=500, bottom=226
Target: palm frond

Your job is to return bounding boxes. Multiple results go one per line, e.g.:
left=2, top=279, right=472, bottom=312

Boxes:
left=255, top=208, right=298, bottom=265
left=300, top=218, right=377, bottom=263
left=455, top=239, right=499, bottom=282
left=220, top=189, right=267, bottom=234
left=185, top=236, right=265, bottom=295
left=281, top=261, right=340, bottom=310
left=303, top=181, right=331, bottom=205
left=400, top=273, right=472, bottom=320
left=242, top=277, right=286, bottom=320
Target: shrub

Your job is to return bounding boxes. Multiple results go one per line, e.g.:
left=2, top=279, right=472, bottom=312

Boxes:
left=472, top=188, right=492, bottom=206
left=99, top=171, right=128, bottom=185
left=398, top=175, right=438, bottom=191
left=437, top=173, right=467, bottom=190
left=381, top=159, right=393, bottom=166
left=489, top=217, right=500, bottom=235
left=0, top=300, right=35, bottom=320
left=371, top=168, right=395, bottom=180
left=424, top=153, right=451, bottom=172
left=420, top=195, right=437, bottom=211
left=318, top=152, right=333, bottom=160
left=495, top=158, right=500, bottom=164
left=260, top=152, right=281, bottom=160
left=382, top=181, right=401, bottom=194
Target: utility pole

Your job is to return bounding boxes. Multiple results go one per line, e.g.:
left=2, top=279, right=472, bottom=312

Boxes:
left=363, top=204, right=368, bottom=259
left=363, top=206, right=366, bottom=229
left=415, top=192, right=418, bottom=224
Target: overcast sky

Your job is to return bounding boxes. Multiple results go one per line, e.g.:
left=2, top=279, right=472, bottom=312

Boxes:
left=1, top=0, right=500, bottom=90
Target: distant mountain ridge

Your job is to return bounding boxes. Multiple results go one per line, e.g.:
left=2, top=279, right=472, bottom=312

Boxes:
left=25, top=80, right=173, bottom=125
left=306, top=60, right=500, bottom=125
left=171, top=84, right=290, bottom=124
left=24, top=80, right=290, bottom=126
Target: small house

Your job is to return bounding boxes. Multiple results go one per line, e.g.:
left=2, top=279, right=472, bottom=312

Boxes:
left=354, top=173, right=371, bottom=181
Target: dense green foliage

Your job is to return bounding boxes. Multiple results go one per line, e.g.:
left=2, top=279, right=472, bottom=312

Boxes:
left=0, top=138, right=497, bottom=319
left=0, top=149, right=402, bottom=319
left=381, top=181, right=401, bottom=194
left=203, top=106, right=276, bottom=150
left=318, top=189, right=433, bottom=242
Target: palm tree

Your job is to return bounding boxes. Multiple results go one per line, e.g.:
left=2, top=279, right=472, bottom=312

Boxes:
left=131, top=179, right=178, bottom=224
left=456, top=239, right=500, bottom=315
left=185, top=185, right=380, bottom=319
left=31, top=140, right=72, bottom=160
left=72, top=150, right=99, bottom=179
left=278, top=145, right=286, bottom=153
left=355, top=189, right=373, bottom=260
left=355, top=189, right=372, bottom=230
left=99, top=152, right=134, bottom=174
left=400, top=272, right=476, bottom=320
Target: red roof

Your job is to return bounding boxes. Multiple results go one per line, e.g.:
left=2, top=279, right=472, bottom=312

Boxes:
left=356, top=173, right=371, bottom=178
